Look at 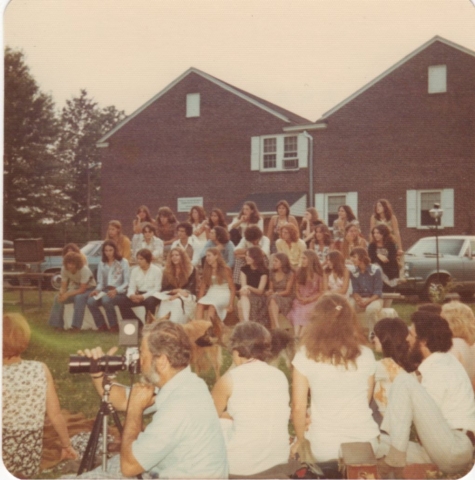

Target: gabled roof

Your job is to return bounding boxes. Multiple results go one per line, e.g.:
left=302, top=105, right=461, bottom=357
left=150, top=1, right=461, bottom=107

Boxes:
left=319, top=36, right=475, bottom=121
left=97, top=67, right=311, bottom=146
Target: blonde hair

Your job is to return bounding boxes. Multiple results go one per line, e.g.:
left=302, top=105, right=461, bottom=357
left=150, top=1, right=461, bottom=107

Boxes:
left=3, top=313, right=31, bottom=358
left=163, top=248, right=193, bottom=288
left=441, top=301, right=475, bottom=345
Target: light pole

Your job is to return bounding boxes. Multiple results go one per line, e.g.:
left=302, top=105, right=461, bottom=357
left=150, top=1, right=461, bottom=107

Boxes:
left=429, top=202, right=444, bottom=284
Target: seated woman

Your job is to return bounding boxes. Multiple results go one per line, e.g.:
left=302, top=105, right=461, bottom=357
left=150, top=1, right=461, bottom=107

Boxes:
left=156, top=248, right=197, bottom=324
left=441, top=301, right=475, bottom=389
left=372, top=317, right=415, bottom=419
left=349, top=247, right=383, bottom=333
left=228, top=201, right=264, bottom=245
left=311, top=224, right=333, bottom=269
left=132, top=205, right=155, bottom=235
left=118, top=248, right=162, bottom=322
left=131, top=222, right=164, bottom=265
left=339, top=223, right=368, bottom=264
left=300, top=207, right=323, bottom=248
left=275, top=223, right=307, bottom=269
left=188, top=205, right=208, bottom=250
left=266, top=200, right=299, bottom=253
left=105, top=220, right=132, bottom=262
left=3, top=313, right=78, bottom=478
left=325, top=250, right=350, bottom=297
left=156, top=206, right=178, bottom=256
left=288, top=250, right=326, bottom=339
left=48, top=252, right=96, bottom=331
left=368, top=224, right=399, bottom=299
left=212, top=322, right=290, bottom=477
left=87, top=240, right=130, bottom=333
left=332, top=205, right=359, bottom=246
left=369, top=199, right=403, bottom=255
left=200, top=226, right=235, bottom=269
left=266, top=252, right=295, bottom=330
left=196, top=248, right=235, bottom=329
left=205, top=207, right=228, bottom=239
left=237, top=246, right=269, bottom=326
left=291, top=293, right=380, bottom=463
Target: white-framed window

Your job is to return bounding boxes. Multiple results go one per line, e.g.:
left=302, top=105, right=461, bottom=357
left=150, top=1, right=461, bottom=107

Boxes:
left=406, top=189, right=454, bottom=228
left=428, top=65, right=447, bottom=94
left=186, top=93, right=200, bottom=117
left=315, top=192, right=358, bottom=226
left=250, top=134, right=308, bottom=172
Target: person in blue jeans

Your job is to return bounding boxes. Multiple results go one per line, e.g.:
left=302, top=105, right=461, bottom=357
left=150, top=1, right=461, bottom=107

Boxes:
left=48, top=251, right=96, bottom=331
left=87, top=240, right=130, bottom=332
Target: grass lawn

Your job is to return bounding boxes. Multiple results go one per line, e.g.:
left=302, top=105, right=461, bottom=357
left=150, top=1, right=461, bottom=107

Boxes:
left=3, top=290, right=475, bottom=478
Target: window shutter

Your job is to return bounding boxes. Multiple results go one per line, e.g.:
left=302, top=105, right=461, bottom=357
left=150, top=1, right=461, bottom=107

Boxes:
left=406, top=190, right=417, bottom=227
left=346, top=192, right=358, bottom=219
left=441, top=188, right=454, bottom=227
left=250, top=136, right=260, bottom=171
left=298, top=134, right=309, bottom=168
left=315, top=194, right=325, bottom=221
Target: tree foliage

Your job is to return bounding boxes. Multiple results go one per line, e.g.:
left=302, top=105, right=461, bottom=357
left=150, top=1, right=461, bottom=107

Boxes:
left=4, top=47, right=61, bottom=239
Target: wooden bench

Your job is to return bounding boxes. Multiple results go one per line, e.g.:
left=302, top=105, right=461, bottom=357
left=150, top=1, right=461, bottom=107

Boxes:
left=3, top=272, right=55, bottom=311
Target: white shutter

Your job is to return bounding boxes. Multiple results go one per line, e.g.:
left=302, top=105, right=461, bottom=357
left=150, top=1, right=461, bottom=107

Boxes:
left=315, top=194, right=325, bottom=221
left=346, top=192, right=358, bottom=219
left=441, top=188, right=454, bottom=227
left=298, top=134, right=309, bottom=168
left=406, top=190, right=417, bottom=227
left=250, top=136, right=260, bottom=171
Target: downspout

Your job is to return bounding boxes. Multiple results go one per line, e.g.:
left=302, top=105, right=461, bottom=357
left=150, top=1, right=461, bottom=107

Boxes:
left=302, top=131, right=314, bottom=207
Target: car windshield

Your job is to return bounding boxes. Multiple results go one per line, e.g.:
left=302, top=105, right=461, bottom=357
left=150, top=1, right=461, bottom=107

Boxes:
left=407, top=238, right=464, bottom=256
left=81, top=242, right=101, bottom=256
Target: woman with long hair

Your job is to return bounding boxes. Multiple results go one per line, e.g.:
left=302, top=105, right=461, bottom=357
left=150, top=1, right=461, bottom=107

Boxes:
left=237, top=246, right=269, bottom=325
left=368, top=224, right=399, bottom=296
left=369, top=199, right=403, bottom=254
left=156, top=206, right=178, bottom=254
left=288, top=250, right=327, bottom=338
left=311, top=224, right=333, bottom=268
left=291, top=294, right=379, bottom=463
left=156, top=247, right=197, bottom=324
left=266, top=200, right=299, bottom=253
left=196, top=248, right=235, bottom=327
left=188, top=205, right=208, bottom=246
left=200, top=226, right=235, bottom=268
left=3, top=314, right=78, bottom=478
left=211, top=322, right=290, bottom=477
left=105, top=220, right=131, bottom=262
left=131, top=222, right=164, bottom=265
left=325, top=250, right=350, bottom=297
left=339, top=223, right=368, bottom=263
left=300, top=207, right=322, bottom=247
left=87, top=240, right=130, bottom=332
left=275, top=223, right=307, bottom=269
left=132, top=205, right=155, bottom=235
left=206, top=208, right=228, bottom=238
left=228, top=201, right=263, bottom=242
left=372, top=317, right=416, bottom=418
left=266, top=252, right=295, bottom=329
left=332, top=205, right=359, bottom=246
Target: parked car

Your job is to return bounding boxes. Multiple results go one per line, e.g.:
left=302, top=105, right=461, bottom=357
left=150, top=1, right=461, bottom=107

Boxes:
left=397, top=235, right=475, bottom=300
left=36, top=240, right=103, bottom=290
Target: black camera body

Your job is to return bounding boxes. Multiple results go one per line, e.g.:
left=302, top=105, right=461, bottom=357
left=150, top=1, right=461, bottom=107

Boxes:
left=69, top=351, right=140, bottom=375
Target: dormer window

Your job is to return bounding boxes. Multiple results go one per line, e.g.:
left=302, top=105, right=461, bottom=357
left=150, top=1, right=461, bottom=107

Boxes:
left=186, top=93, right=200, bottom=117
left=428, top=65, right=447, bottom=94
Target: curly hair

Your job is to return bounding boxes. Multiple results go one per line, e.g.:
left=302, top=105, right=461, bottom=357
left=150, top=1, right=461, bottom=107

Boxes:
left=280, top=223, right=299, bottom=243
left=63, top=251, right=84, bottom=270
left=441, top=301, right=475, bottom=345
left=163, top=248, right=193, bottom=288
left=411, top=311, right=453, bottom=353
left=177, top=222, right=193, bottom=237
left=229, top=322, right=271, bottom=361
left=143, top=321, right=191, bottom=369
left=157, top=206, right=177, bottom=225
left=189, top=205, right=207, bottom=224
left=244, top=225, right=263, bottom=243
left=300, top=293, right=366, bottom=367
left=62, top=243, right=81, bottom=257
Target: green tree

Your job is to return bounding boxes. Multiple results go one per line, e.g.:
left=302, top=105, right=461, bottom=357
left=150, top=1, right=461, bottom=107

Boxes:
left=57, top=89, right=125, bottom=240
left=4, top=47, right=61, bottom=239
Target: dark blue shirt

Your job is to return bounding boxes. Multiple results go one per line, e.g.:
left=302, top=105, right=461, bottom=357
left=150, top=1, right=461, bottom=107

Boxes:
left=350, top=264, right=383, bottom=298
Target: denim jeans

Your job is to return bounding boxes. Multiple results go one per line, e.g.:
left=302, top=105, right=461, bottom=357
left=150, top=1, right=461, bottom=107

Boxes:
left=87, top=292, right=126, bottom=328
left=48, top=288, right=95, bottom=329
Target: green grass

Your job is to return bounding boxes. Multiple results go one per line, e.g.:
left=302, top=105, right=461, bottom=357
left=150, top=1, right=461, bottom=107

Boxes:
left=3, top=290, right=475, bottom=478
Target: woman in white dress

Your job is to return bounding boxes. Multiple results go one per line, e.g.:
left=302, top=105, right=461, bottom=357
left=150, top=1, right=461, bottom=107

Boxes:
left=212, top=322, right=290, bottom=477
left=156, top=248, right=197, bottom=324
left=196, top=247, right=235, bottom=323
left=291, top=293, right=380, bottom=463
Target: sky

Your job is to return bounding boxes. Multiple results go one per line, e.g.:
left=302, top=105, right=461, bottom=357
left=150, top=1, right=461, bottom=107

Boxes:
left=3, top=0, right=475, bottom=122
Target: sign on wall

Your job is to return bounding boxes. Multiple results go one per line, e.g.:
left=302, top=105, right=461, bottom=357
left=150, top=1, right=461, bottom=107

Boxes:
left=177, top=197, right=203, bottom=213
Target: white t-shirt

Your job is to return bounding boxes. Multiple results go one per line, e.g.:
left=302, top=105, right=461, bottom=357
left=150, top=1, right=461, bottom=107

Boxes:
left=292, top=345, right=379, bottom=462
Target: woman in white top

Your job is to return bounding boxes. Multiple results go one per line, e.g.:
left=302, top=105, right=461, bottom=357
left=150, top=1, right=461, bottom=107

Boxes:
left=212, top=322, right=290, bottom=477
left=441, top=301, right=475, bottom=389
left=228, top=201, right=264, bottom=237
left=291, top=293, right=379, bottom=463
left=131, top=222, right=164, bottom=265
left=188, top=205, right=208, bottom=249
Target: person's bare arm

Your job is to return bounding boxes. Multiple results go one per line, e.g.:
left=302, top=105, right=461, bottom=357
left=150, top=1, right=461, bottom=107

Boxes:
left=290, top=367, right=310, bottom=458
left=367, top=374, right=375, bottom=404
left=211, top=372, right=233, bottom=418
left=226, top=268, right=236, bottom=311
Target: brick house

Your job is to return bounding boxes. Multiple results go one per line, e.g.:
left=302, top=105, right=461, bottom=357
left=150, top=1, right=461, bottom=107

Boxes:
left=98, top=36, right=475, bottom=247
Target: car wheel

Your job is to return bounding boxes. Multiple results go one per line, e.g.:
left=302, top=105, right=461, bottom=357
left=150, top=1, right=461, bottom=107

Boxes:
left=421, top=274, right=450, bottom=302
left=50, top=271, right=62, bottom=290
